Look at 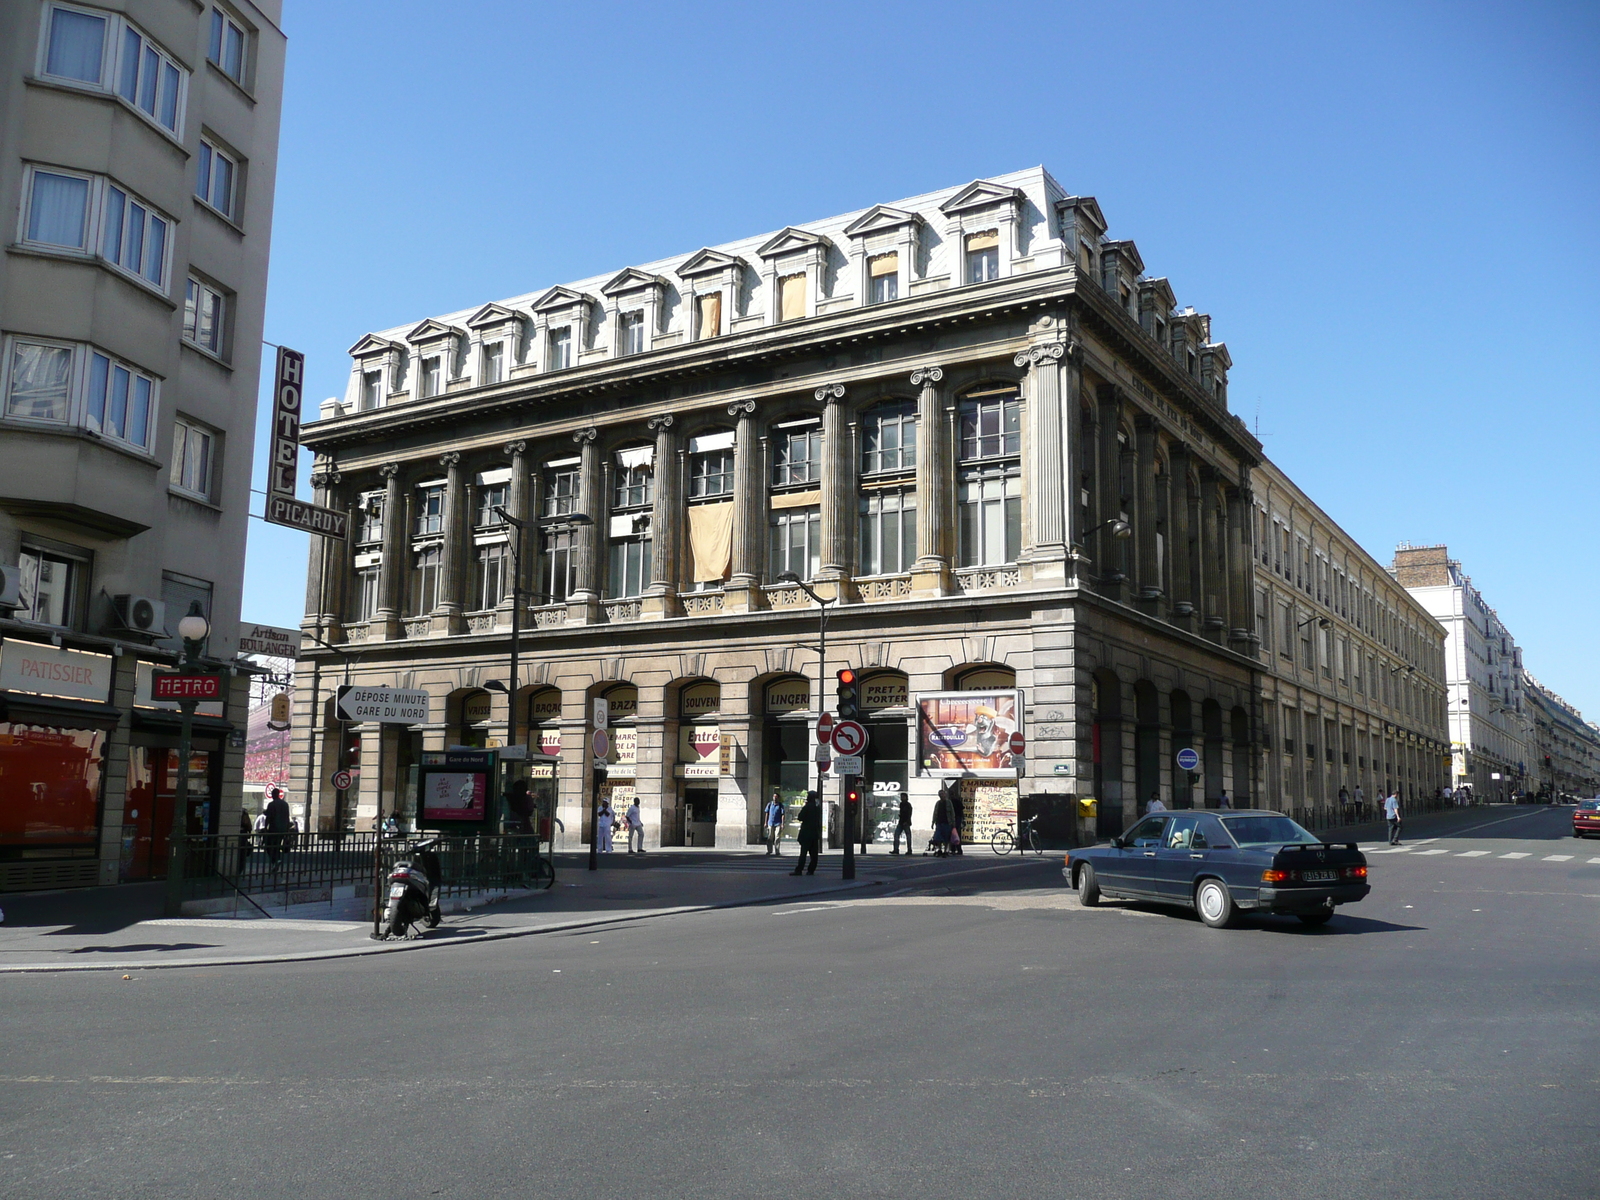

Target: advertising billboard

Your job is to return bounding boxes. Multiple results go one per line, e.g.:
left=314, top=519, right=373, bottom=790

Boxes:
left=917, top=689, right=1022, bottom=777
left=418, top=749, right=494, bottom=825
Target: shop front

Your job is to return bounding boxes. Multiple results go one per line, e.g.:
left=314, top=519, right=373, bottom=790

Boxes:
left=524, top=687, right=563, bottom=841
left=456, top=689, right=493, bottom=748
left=917, top=677, right=1022, bottom=847
left=859, top=671, right=912, bottom=844
left=124, top=661, right=226, bottom=879
left=0, top=637, right=118, bottom=891
left=674, top=681, right=721, bottom=846
left=595, top=684, right=637, bottom=844
left=762, top=676, right=813, bottom=842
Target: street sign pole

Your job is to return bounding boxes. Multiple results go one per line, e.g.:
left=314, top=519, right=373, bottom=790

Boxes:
left=590, top=698, right=608, bottom=872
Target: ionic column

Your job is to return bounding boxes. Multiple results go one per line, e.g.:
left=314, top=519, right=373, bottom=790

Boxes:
left=1135, top=417, right=1160, bottom=605
left=501, top=441, right=528, bottom=617
left=567, top=427, right=601, bottom=622
left=437, top=451, right=466, bottom=631
left=816, top=383, right=853, bottom=599
left=643, top=415, right=681, bottom=619
left=304, top=465, right=343, bottom=637
left=1226, top=483, right=1251, bottom=647
left=910, top=365, right=951, bottom=597
left=376, top=462, right=404, bottom=639
left=724, top=399, right=761, bottom=613
left=1015, top=340, right=1069, bottom=586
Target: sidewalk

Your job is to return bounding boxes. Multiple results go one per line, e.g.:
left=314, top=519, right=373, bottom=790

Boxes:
left=0, top=847, right=1041, bottom=974
left=1306, top=802, right=1529, bottom=848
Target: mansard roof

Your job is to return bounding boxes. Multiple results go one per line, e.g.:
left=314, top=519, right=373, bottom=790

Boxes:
left=1103, top=239, right=1145, bottom=274
left=842, top=204, right=921, bottom=238
left=756, top=226, right=833, bottom=259
left=1058, top=195, right=1108, bottom=235
left=530, top=285, right=595, bottom=313
left=600, top=267, right=669, bottom=296
left=676, top=247, right=747, bottom=278
left=347, top=333, right=404, bottom=357
left=938, top=179, right=1024, bottom=216
left=466, top=302, right=521, bottom=329
left=405, top=318, right=465, bottom=345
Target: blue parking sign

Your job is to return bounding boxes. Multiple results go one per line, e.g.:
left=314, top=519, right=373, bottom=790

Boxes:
left=1175, top=747, right=1200, bottom=771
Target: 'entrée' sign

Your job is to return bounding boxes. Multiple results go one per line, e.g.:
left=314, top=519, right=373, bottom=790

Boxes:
left=151, top=673, right=224, bottom=700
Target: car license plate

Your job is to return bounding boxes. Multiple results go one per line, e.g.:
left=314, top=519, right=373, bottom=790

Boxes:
left=1301, top=869, right=1338, bottom=883
left=389, top=884, right=407, bottom=898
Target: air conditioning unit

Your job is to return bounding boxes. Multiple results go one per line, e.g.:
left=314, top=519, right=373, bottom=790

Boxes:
left=111, top=594, right=166, bottom=637
left=0, top=564, right=20, bottom=611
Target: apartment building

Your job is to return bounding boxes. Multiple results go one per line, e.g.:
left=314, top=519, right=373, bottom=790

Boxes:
left=1523, top=674, right=1600, bottom=800
left=0, top=1, right=285, bottom=889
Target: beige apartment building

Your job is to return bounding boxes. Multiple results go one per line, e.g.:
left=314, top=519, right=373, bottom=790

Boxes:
left=1250, top=462, right=1450, bottom=820
left=290, top=167, right=1301, bottom=851
left=0, top=1, right=284, bottom=889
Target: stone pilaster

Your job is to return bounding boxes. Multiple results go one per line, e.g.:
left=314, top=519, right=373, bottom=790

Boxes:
left=1226, top=483, right=1252, bottom=648
left=305, top=465, right=343, bottom=641
left=1015, top=338, right=1069, bottom=588
left=815, top=383, right=854, bottom=601
left=910, top=365, right=951, bottom=597
left=1169, top=444, right=1195, bottom=625
left=501, top=441, right=528, bottom=618
left=375, top=461, right=404, bottom=640
left=436, top=451, right=466, bottom=633
left=1198, top=467, right=1224, bottom=638
left=567, top=427, right=601, bottom=624
left=1135, top=417, right=1161, bottom=608
left=724, top=399, right=762, bottom=613
left=1095, top=385, right=1125, bottom=597
left=642, top=415, right=682, bottom=619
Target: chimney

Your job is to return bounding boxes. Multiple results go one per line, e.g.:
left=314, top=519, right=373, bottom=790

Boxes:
left=1392, top=544, right=1451, bottom=587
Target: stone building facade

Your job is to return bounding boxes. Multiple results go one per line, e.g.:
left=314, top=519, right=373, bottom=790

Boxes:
left=1393, top=545, right=1532, bottom=802
left=1251, top=464, right=1450, bottom=819
left=293, top=167, right=1300, bottom=847
left=0, top=1, right=285, bottom=888
left=1522, top=674, right=1600, bottom=800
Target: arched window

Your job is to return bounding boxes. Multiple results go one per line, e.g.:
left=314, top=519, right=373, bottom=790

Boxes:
left=957, top=387, right=1021, bottom=567
left=608, top=445, right=654, bottom=599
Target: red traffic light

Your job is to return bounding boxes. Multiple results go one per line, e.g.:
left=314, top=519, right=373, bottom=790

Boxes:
left=846, top=787, right=861, bottom=803
left=837, top=668, right=856, bottom=685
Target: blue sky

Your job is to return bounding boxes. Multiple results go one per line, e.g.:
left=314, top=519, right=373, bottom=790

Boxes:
left=245, top=1, right=1600, bottom=716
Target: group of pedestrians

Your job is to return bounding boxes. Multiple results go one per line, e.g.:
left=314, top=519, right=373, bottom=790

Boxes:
left=594, top=797, right=646, bottom=853
left=236, top=787, right=295, bottom=871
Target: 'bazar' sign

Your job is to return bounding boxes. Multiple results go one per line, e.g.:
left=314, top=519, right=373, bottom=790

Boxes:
left=0, top=639, right=112, bottom=703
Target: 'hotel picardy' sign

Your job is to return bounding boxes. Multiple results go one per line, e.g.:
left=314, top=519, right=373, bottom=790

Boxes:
left=263, top=346, right=348, bottom=539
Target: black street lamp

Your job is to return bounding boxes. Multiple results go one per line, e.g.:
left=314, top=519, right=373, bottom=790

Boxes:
left=776, top=571, right=847, bottom=877
left=162, top=600, right=211, bottom=916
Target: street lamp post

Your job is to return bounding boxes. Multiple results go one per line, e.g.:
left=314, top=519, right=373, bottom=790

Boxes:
left=163, top=601, right=211, bottom=917
left=776, top=572, right=843, bottom=876
left=492, top=505, right=527, bottom=755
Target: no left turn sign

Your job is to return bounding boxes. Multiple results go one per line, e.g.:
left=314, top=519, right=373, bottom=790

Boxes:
left=830, top=720, right=868, bottom=756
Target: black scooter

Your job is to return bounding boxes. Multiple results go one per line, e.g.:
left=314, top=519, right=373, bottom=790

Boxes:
left=382, top=836, right=443, bottom=939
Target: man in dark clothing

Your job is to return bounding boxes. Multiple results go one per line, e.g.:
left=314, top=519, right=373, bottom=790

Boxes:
left=263, top=788, right=291, bottom=866
left=893, top=795, right=913, bottom=855
left=791, top=791, right=822, bottom=876
left=237, top=806, right=254, bottom=872
left=930, top=792, right=951, bottom=856
left=947, top=786, right=965, bottom=855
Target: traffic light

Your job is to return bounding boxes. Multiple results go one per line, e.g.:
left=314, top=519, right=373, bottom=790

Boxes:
left=845, top=783, right=861, bottom=806
left=835, top=668, right=859, bottom=721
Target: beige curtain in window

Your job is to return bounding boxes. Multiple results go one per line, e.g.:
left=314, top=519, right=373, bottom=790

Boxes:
left=965, top=230, right=999, bottom=251
left=780, top=273, right=806, bottom=322
left=869, top=252, right=898, bottom=277
left=698, top=292, right=721, bottom=339
left=768, top=490, right=820, bottom=510
left=688, top=501, right=733, bottom=582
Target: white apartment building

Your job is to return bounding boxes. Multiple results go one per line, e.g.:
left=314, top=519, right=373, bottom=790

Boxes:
left=1393, top=545, right=1531, bottom=802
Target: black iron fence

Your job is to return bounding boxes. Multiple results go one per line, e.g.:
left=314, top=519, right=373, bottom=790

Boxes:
left=174, top=833, right=551, bottom=913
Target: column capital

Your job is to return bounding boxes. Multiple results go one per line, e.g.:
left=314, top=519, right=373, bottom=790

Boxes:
left=727, top=399, right=756, bottom=417
left=909, top=365, right=944, bottom=386
left=573, top=426, right=599, bottom=444
left=647, top=414, right=676, bottom=430
left=309, top=469, right=341, bottom=489
left=439, top=450, right=462, bottom=468
left=378, top=462, right=401, bottom=480
left=502, top=440, right=526, bottom=457
left=813, top=383, right=846, bottom=404
left=1013, top=339, right=1074, bottom=369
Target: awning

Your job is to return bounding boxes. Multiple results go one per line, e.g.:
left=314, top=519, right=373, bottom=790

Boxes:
left=0, top=693, right=122, bottom=730
left=131, top=709, right=235, bottom=736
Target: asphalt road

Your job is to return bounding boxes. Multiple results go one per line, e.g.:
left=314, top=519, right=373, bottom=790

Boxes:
left=2, top=805, right=1596, bottom=1199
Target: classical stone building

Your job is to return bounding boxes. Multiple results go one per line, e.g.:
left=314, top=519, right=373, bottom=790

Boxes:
left=0, top=1, right=285, bottom=888
left=1393, top=545, right=1532, bottom=802
left=1251, top=464, right=1450, bottom=819
left=291, top=167, right=1284, bottom=848
left=1522, top=674, right=1600, bottom=800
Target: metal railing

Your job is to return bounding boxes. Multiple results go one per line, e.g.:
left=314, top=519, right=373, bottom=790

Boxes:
left=174, top=832, right=551, bottom=912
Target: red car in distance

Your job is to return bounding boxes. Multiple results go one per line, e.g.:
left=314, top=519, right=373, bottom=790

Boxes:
left=1573, top=800, right=1600, bottom=839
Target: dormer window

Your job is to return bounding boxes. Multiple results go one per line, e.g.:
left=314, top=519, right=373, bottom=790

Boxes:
left=419, top=356, right=441, bottom=399
left=361, top=370, right=382, bottom=411
left=548, top=327, right=571, bottom=371
left=619, top=310, right=645, bottom=356
left=1187, top=348, right=1198, bottom=378
left=779, top=274, right=806, bottom=322
left=869, top=253, right=899, bottom=304
left=965, top=231, right=1000, bottom=283
left=697, top=292, right=722, bottom=339
left=481, top=341, right=503, bottom=385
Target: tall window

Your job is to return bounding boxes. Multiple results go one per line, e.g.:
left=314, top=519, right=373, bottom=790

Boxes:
left=474, top=543, right=508, bottom=610
left=544, top=462, right=580, bottom=516
left=869, top=253, right=898, bottom=304
left=419, top=356, right=442, bottom=399
left=481, top=341, right=504, bottom=385
left=183, top=278, right=226, bottom=355
left=195, top=139, right=237, bottom=219
left=965, top=231, right=1000, bottom=283
left=100, top=183, right=168, bottom=287
left=771, top=422, right=821, bottom=487
left=859, top=488, right=916, bottom=575
left=476, top=479, right=509, bottom=527
left=619, top=310, right=645, bottom=356
left=117, top=19, right=185, bottom=132
left=89, top=352, right=153, bottom=449
left=208, top=6, right=248, bottom=85
left=170, top=418, right=214, bottom=499
left=956, top=389, right=1020, bottom=567
left=356, top=492, right=384, bottom=544
left=769, top=507, right=821, bottom=580
left=608, top=523, right=652, bottom=598
left=39, top=7, right=187, bottom=135
left=410, top=545, right=441, bottom=614
left=613, top=447, right=653, bottom=510
left=779, top=274, right=806, bottom=322
left=547, top=327, right=571, bottom=371
left=861, top=400, right=916, bottom=474
left=17, top=544, right=84, bottom=628
left=689, top=432, right=735, bottom=498
left=355, top=567, right=380, bottom=621
left=415, top=485, right=445, bottom=535
left=361, top=371, right=382, bottom=411
left=541, top=529, right=575, bottom=604
left=697, top=292, right=722, bottom=339
left=43, top=6, right=108, bottom=85
left=24, top=169, right=90, bottom=251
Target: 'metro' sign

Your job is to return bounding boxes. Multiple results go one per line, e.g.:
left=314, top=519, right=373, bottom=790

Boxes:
left=151, top=672, right=225, bottom=700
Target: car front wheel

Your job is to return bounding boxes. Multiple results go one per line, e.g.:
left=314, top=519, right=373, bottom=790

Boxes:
left=1195, top=878, right=1235, bottom=929
left=1076, top=863, right=1101, bottom=907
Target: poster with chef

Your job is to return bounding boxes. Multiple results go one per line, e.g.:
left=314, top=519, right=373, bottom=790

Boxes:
left=916, top=690, right=1022, bottom=777
left=421, top=770, right=488, bottom=822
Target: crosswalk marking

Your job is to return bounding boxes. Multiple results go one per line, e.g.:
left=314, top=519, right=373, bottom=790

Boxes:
left=1372, top=847, right=1411, bottom=854
left=1458, top=851, right=1490, bottom=857
left=1589, top=857, right=1600, bottom=865
left=1499, top=852, right=1530, bottom=859
left=1416, top=849, right=1450, bottom=856
left=1542, top=855, right=1573, bottom=862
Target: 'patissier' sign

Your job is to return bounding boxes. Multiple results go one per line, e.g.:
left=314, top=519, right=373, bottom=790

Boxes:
left=0, top=639, right=113, bottom=703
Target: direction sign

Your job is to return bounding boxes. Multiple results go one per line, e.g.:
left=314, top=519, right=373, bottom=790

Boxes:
left=834, top=754, right=864, bottom=775
left=816, top=712, right=835, bottom=743
left=592, top=728, right=610, bottom=759
left=335, top=685, right=430, bottom=724
left=151, top=672, right=223, bottom=700
left=1175, top=747, right=1200, bottom=772
left=330, top=768, right=353, bottom=791
left=830, top=720, right=867, bottom=756
left=1009, top=730, right=1026, bottom=755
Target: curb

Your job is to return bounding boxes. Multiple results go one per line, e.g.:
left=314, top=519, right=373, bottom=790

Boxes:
left=0, top=877, right=885, bottom=974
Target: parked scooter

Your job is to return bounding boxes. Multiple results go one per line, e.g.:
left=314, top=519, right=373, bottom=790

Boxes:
left=382, top=836, right=443, bottom=939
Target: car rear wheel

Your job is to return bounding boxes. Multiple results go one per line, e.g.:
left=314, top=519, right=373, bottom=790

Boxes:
left=1076, top=863, right=1101, bottom=907
left=1297, top=909, right=1334, bottom=926
left=1195, top=878, right=1235, bottom=929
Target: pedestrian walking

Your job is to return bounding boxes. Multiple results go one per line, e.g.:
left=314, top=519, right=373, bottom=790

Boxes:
left=892, top=794, right=913, bottom=855
left=286, top=815, right=300, bottom=854
left=948, top=785, right=965, bottom=856
left=1384, top=790, right=1403, bottom=845
left=237, top=806, right=253, bottom=872
left=264, top=787, right=290, bottom=866
left=1338, top=786, right=1351, bottom=823
left=930, top=789, right=952, bottom=856
left=764, top=789, right=784, bottom=856
left=506, top=778, right=535, bottom=836
left=626, top=797, right=645, bottom=853
left=1218, top=789, right=1232, bottom=809
left=791, top=790, right=821, bottom=876
left=597, top=799, right=615, bottom=853
left=1146, top=791, right=1166, bottom=814
left=1353, top=784, right=1366, bottom=822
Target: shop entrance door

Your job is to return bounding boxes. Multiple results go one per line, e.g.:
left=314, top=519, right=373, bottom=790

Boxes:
left=684, top=787, right=718, bottom=846
left=863, top=719, right=910, bottom=845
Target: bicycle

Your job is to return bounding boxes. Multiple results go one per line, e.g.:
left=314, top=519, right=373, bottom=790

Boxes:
left=990, top=813, right=1044, bottom=856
